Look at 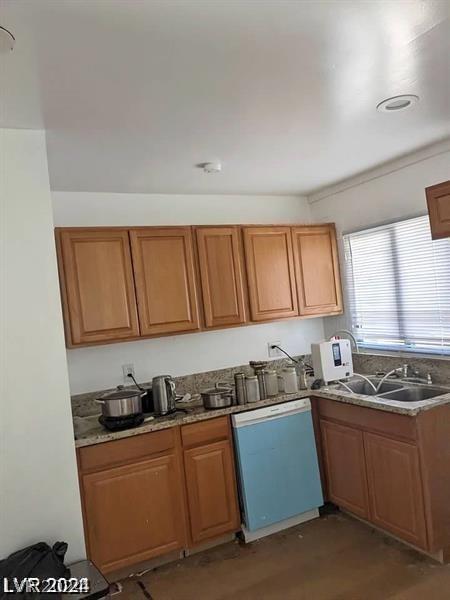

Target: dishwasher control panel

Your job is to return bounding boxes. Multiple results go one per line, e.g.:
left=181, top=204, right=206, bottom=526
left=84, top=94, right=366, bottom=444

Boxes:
left=232, top=398, right=311, bottom=427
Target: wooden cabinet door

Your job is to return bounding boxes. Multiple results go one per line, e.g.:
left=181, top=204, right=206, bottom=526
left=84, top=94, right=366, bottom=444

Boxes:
left=82, top=453, right=186, bottom=573
left=243, top=226, right=298, bottom=321
left=196, top=226, right=247, bottom=328
left=183, top=440, right=240, bottom=545
left=364, top=432, right=427, bottom=549
left=320, top=419, right=369, bottom=519
left=57, top=229, right=139, bottom=345
left=130, top=227, right=200, bottom=335
left=292, top=224, right=343, bottom=316
left=426, top=180, right=450, bottom=239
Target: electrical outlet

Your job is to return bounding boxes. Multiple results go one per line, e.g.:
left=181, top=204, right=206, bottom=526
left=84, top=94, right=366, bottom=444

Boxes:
left=122, top=363, right=135, bottom=384
left=268, top=341, right=282, bottom=358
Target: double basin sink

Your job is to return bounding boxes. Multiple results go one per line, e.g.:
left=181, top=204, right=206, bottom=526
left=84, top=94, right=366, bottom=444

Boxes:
left=341, top=377, right=449, bottom=403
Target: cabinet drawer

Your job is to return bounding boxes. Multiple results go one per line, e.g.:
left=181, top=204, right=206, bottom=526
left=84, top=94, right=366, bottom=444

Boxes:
left=78, top=427, right=176, bottom=472
left=316, top=397, right=417, bottom=442
left=181, top=417, right=229, bottom=448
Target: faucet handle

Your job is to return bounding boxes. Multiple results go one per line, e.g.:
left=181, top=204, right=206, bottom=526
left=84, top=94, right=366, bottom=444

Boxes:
left=427, top=373, right=433, bottom=385
left=402, top=364, right=409, bottom=378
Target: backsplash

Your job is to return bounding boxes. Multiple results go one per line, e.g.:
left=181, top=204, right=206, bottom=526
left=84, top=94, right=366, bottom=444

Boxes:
left=353, top=352, right=450, bottom=385
left=71, top=351, right=450, bottom=418
left=71, top=355, right=309, bottom=417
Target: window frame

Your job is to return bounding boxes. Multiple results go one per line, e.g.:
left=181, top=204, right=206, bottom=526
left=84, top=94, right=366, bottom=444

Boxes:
left=342, top=213, right=450, bottom=358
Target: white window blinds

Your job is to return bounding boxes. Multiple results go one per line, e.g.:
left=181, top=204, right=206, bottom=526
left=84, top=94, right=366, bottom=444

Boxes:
left=343, top=215, right=450, bottom=354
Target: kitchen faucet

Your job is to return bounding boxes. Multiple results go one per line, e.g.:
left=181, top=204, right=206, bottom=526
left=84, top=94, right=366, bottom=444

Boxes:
left=375, top=364, right=433, bottom=389
left=401, top=364, right=433, bottom=385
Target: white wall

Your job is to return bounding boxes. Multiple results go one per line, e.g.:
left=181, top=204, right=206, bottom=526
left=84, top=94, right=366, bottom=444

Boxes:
left=0, top=129, right=85, bottom=562
left=308, top=140, right=450, bottom=336
left=65, top=320, right=323, bottom=395
left=52, top=192, right=311, bottom=227
left=308, top=140, right=450, bottom=233
left=52, top=191, right=325, bottom=394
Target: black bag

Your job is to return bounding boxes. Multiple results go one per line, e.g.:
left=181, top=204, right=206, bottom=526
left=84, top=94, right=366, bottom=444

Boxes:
left=0, top=542, right=70, bottom=599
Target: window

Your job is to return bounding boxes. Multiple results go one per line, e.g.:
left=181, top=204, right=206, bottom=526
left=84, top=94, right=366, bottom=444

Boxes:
left=343, top=215, right=450, bottom=355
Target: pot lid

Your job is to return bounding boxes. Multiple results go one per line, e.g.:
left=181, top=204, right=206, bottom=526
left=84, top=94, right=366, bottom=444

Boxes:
left=99, top=387, right=143, bottom=401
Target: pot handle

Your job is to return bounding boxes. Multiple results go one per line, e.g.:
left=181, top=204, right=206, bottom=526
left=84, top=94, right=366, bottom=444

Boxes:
left=215, top=381, right=233, bottom=390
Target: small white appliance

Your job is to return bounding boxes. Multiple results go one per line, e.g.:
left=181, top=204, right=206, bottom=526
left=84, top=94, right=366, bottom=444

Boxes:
left=311, top=339, right=353, bottom=384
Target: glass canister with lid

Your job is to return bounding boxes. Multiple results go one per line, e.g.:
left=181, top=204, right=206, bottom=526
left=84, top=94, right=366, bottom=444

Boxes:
left=245, top=375, right=260, bottom=403
left=262, top=369, right=278, bottom=396
left=281, top=365, right=299, bottom=393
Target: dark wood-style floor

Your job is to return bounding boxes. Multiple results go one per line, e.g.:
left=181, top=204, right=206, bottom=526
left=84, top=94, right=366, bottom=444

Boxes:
left=119, top=512, right=450, bottom=599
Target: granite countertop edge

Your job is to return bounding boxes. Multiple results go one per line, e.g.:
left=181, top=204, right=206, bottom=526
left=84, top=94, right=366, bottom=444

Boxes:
left=73, top=386, right=450, bottom=448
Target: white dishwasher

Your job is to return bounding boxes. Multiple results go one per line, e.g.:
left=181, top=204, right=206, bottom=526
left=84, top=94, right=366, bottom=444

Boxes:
left=232, top=399, right=323, bottom=542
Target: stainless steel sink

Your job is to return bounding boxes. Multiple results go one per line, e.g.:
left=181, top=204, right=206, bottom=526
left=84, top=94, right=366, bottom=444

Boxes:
left=379, top=386, right=449, bottom=402
left=341, top=378, right=404, bottom=396
left=338, top=377, right=449, bottom=403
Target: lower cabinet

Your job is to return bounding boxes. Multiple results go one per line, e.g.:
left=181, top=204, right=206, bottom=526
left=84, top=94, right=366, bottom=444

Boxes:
left=184, top=439, right=240, bottom=544
left=318, top=402, right=428, bottom=552
left=82, top=453, right=186, bottom=573
left=364, top=432, right=427, bottom=549
left=320, top=420, right=369, bottom=519
left=78, top=417, right=240, bottom=574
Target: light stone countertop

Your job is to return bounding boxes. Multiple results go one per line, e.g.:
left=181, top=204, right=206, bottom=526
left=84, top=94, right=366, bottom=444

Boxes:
left=73, top=381, right=450, bottom=448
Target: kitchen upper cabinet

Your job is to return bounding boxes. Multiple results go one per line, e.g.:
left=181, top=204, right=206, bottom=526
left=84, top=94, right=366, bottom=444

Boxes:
left=243, top=226, right=298, bottom=321
left=184, top=439, right=240, bottom=544
left=426, top=180, right=450, bottom=239
left=130, top=227, right=200, bottom=335
left=81, top=452, right=186, bottom=573
left=364, top=432, right=427, bottom=549
left=195, top=226, right=247, bottom=328
left=56, top=221, right=344, bottom=346
left=292, top=225, right=343, bottom=316
left=320, top=419, right=369, bottom=519
left=57, top=229, right=140, bottom=345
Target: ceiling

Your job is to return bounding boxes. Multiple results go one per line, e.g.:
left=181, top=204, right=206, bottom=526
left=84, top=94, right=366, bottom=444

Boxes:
left=1, top=0, right=449, bottom=195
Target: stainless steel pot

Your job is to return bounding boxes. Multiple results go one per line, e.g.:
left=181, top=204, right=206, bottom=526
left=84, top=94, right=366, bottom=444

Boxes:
left=95, top=386, right=145, bottom=418
left=201, top=386, right=234, bottom=409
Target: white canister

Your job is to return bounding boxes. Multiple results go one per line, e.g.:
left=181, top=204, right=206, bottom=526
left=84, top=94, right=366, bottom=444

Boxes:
left=277, top=375, right=285, bottom=393
left=263, top=369, right=278, bottom=397
left=245, top=376, right=260, bottom=403
left=282, top=366, right=299, bottom=393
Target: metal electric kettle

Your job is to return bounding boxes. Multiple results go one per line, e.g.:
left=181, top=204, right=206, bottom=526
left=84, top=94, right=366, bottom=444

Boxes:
left=152, top=375, right=176, bottom=415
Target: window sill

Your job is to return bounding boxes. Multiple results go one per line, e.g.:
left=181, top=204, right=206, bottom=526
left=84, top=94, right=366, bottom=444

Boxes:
left=355, top=345, right=450, bottom=362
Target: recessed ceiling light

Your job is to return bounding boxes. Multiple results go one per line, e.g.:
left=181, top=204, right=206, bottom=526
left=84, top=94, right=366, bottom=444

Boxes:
left=0, top=25, right=15, bottom=53
left=377, top=95, right=419, bottom=113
